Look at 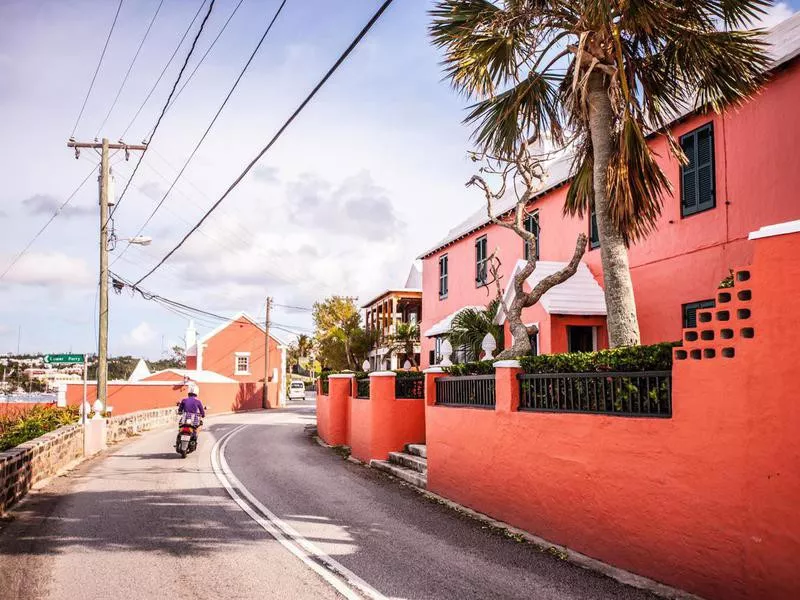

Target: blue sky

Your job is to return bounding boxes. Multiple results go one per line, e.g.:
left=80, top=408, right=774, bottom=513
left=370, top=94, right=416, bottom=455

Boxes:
left=0, top=0, right=797, bottom=358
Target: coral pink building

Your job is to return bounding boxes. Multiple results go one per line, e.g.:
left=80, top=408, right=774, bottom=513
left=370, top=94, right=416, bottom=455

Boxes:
left=419, top=14, right=800, bottom=367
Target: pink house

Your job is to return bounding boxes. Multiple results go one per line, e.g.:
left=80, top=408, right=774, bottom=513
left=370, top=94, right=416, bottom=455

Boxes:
left=419, top=14, right=800, bottom=367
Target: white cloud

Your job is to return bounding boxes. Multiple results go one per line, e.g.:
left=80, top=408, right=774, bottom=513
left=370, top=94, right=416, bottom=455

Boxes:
left=1, top=252, right=93, bottom=287
left=748, top=2, right=795, bottom=28
left=123, top=322, right=157, bottom=347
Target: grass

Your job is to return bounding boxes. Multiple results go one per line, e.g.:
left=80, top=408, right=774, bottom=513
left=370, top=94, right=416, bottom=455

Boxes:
left=0, top=405, right=79, bottom=452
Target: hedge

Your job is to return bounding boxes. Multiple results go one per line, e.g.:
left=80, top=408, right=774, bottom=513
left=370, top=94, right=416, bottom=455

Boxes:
left=444, top=342, right=676, bottom=376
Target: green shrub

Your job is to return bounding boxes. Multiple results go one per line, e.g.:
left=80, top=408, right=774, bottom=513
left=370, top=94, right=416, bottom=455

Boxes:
left=441, top=342, right=676, bottom=377
left=0, top=405, right=80, bottom=452
left=443, top=360, right=496, bottom=376
left=519, top=342, right=676, bottom=374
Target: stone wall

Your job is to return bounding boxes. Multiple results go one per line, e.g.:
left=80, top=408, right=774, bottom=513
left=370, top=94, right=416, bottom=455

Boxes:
left=105, top=407, right=177, bottom=445
left=0, top=423, right=83, bottom=514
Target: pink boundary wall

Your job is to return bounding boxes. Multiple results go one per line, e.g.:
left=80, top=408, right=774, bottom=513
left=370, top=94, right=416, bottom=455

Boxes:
left=65, top=379, right=265, bottom=415
left=316, top=373, right=425, bottom=462
left=424, top=230, right=800, bottom=600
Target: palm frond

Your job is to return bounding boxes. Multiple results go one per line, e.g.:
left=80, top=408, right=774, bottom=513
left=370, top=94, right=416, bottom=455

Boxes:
left=563, top=140, right=593, bottom=218
left=606, top=113, right=671, bottom=244
left=430, top=0, right=524, bottom=97
left=465, top=70, right=565, bottom=155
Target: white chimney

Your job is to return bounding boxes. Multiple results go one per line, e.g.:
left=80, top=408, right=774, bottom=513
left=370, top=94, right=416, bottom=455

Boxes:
left=185, top=320, right=197, bottom=358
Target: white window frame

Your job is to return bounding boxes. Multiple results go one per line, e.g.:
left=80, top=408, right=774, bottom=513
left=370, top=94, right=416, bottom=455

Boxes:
left=234, top=352, right=251, bottom=375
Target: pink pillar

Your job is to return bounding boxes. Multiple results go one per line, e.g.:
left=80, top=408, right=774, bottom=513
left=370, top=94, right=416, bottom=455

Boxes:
left=326, top=375, right=353, bottom=446
left=493, top=360, right=522, bottom=413
left=424, top=367, right=446, bottom=407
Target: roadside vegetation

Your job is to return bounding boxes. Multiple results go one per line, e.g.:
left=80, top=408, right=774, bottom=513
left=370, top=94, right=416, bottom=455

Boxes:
left=0, top=405, right=79, bottom=452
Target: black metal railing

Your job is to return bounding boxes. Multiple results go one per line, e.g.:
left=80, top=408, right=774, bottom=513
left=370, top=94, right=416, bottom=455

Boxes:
left=435, top=375, right=496, bottom=408
left=518, top=371, right=672, bottom=417
left=356, top=378, right=370, bottom=399
left=395, top=375, right=424, bottom=399
left=320, top=379, right=329, bottom=395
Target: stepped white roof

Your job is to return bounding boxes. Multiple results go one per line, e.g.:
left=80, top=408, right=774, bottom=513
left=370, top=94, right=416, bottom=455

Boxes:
left=128, top=359, right=151, bottom=382
left=495, top=260, right=607, bottom=324
left=424, top=305, right=485, bottom=338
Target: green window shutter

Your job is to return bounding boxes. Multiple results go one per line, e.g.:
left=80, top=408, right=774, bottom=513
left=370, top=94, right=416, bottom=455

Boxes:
left=681, top=123, right=715, bottom=217
left=523, top=213, right=539, bottom=260
left=682, top=299, right=715, bottom=329
left=589, top=206, right=600, bottom=249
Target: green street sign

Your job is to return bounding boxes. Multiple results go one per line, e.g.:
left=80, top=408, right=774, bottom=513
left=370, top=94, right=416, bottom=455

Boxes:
left=44, top=354, right=85, bottom=364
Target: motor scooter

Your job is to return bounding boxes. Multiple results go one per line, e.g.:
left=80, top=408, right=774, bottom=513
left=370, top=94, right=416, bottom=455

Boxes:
left=174, top=403, right=205, bottom=458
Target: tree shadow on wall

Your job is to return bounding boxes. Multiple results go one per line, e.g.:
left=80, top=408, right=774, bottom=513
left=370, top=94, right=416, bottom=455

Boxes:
left=233, top=382, right=262, bottom=412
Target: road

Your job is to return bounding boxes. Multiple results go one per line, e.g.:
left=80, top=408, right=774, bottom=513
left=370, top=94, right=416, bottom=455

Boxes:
left=0, top=400, right=656, bottom=600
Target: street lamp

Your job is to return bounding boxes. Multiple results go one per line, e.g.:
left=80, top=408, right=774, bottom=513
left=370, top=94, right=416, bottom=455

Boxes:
left=121, top=235, right=152, bottom=246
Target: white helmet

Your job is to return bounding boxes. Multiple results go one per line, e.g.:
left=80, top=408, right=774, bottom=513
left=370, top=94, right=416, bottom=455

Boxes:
left=187, top=382, right=199, bottom=396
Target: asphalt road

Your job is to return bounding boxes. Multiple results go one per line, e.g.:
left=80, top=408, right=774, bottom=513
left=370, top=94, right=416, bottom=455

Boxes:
left=0, top=400, right=657, bottom=600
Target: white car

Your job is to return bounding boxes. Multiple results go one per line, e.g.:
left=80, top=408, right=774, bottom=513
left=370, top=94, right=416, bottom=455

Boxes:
left=288, top=381, right=306, bottom=400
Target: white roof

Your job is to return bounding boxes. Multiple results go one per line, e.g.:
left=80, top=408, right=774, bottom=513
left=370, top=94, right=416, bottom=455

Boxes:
left=424, top=305, right=485, bottom=338
left=404, top=263, right=422, bottom=288
left=128, top=359, right=151, bottom=382
left=153, top=369, right=238, bottom=384
left=419, top=14, right=800, bottom=260
left=495, top=260, right=607, bottom=324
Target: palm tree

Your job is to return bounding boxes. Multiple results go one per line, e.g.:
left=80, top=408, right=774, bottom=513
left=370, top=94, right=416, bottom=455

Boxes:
left=447, top=299, right=505, bottom=359
left=387, top=322, right=421, bottom=368
left=431, top=0, right=770, bottom=347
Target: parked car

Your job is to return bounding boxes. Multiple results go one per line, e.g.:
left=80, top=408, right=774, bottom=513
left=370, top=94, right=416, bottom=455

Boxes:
left=288, top=380, right=306, bottom=400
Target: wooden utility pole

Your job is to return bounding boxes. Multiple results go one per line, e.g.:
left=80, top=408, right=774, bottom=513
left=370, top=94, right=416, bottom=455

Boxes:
left=263, top=297, right=272, bottom=409
left=67, top=138, right=146, bottom=413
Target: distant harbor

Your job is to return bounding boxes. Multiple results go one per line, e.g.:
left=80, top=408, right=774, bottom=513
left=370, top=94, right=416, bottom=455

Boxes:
left=0, top=393, right=57, bottom=404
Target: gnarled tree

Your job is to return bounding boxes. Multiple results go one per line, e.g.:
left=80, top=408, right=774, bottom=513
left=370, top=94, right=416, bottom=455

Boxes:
left=469, top=145, right=587, bottom=359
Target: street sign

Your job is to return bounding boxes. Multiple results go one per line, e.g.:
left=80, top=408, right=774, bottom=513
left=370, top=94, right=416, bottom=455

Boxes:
left=44, top=354, right=85, bottom=364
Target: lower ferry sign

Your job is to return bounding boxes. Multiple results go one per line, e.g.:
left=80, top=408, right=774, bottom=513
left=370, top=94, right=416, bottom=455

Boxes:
left=44, top=354, right=85, bottom=364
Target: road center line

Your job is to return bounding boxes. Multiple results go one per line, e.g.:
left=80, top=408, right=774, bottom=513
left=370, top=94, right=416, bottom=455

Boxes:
left=211, top=423, right=393, bottom=600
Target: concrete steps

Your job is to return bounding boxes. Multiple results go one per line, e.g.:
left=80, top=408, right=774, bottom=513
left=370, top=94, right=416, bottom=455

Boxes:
left=371, top=444, right=427, bottom=489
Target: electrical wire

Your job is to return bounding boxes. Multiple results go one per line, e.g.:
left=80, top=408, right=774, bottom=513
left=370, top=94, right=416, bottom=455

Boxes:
left=114, top=0, right=287, bottom=263
left=273, top=303, right=313, bottom=312
left=165, top=0, right=247, bottom=113
left=131, top=0, right=396, bottom=286
left=118, top=0, right=209, bottom=140
left=0, top=163, right=99, bottom=282
left=94, top=0, right=165, bottom=138
left=110, top=0, right=216, bottom=222
left=70, top=0, right=124, bottom=137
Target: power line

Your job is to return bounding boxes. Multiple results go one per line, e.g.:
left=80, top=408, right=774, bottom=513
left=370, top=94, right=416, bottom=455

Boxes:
left=118, top=1, right=209, bottom=140
left=114, top=0, right=287, bottom=263
left=131, top=0, right=396, bottom=286
left=110, top=0, right=216, bottom=221
left=70, top=0, right=124, bottom=137
left=94, top=0, right=166, bottom=138
left=0, top=162, right=99, bottom=282
left=166, top=0, right=247, bottom=113
left=273, top=303, right=313, bottom=312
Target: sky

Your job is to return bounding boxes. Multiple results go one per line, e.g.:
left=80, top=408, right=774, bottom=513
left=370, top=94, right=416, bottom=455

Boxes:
left=0, top=0, right=797, bottom=359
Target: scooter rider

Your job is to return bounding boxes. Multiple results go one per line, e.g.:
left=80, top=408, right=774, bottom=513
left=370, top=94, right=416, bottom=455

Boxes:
left=178, top=383, right=205, bottom=436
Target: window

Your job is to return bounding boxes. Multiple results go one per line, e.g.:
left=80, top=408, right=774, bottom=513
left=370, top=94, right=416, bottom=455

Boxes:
left=589, top=205, right=600, bottom=249
left=438, top=255, right=448, bottom=299
left=567, top=326, right=595, bottom=353
left=475, top=236, right=488, bottom=285
left=522, top=212, right=540, bottom=261
left=682, top=299, right=715, bottom=329
left=234, top=352, right=250, bottom=374
left=680, top=123, right=715, bottom=217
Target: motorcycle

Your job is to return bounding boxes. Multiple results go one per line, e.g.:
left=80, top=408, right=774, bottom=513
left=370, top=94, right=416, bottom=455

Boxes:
left=175, top=404, right=205, bottom=458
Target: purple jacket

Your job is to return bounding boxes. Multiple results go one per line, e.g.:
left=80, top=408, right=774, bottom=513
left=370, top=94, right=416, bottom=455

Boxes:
left=178, top=396, right=205, bottom=417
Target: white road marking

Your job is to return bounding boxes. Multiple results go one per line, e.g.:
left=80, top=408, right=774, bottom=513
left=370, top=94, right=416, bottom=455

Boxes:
left=211, top=424, right=394, bottom=600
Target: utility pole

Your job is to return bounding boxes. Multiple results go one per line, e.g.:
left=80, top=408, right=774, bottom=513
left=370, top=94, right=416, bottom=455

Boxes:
left=67, top=138, right=146, bottom=413
left=263, top=296, right=272, bottom=409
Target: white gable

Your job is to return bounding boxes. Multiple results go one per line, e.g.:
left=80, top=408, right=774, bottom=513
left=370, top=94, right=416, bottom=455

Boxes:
left=495, top=260, right=606, bottom=324
left=128, top=359, right=151, bottom=382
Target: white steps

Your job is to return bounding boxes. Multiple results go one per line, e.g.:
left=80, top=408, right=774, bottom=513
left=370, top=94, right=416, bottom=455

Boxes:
left=371, top=444, right=428, bottom=489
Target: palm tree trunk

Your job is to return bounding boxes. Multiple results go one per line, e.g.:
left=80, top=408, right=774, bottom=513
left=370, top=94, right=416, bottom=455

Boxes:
left=587, top=71, right=641, bottom=347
